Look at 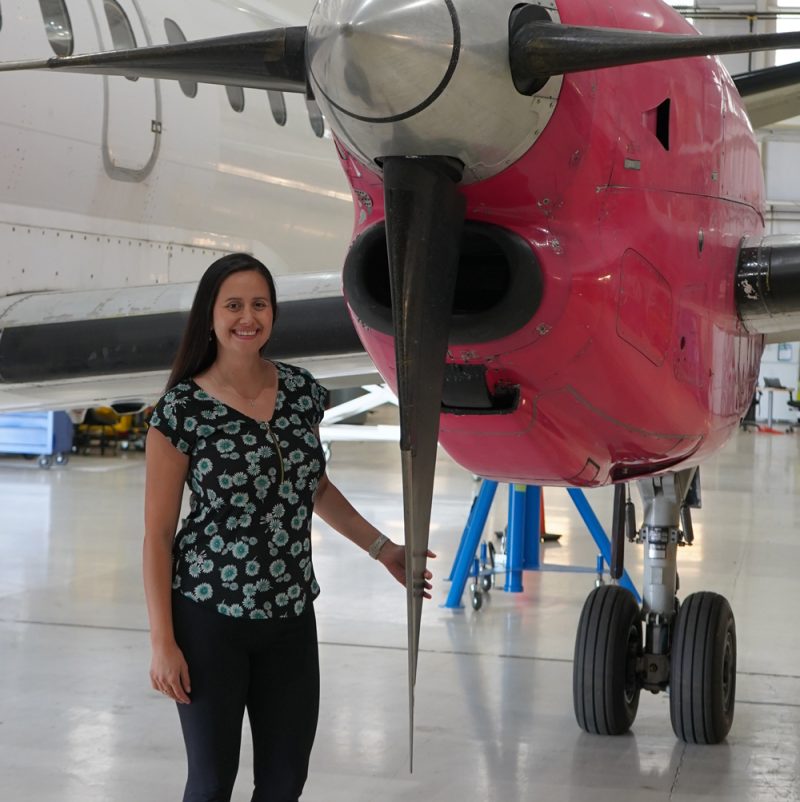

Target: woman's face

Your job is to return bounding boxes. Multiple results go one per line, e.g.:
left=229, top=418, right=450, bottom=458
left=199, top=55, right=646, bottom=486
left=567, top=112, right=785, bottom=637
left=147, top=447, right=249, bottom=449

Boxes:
left=211, top=270, right=274, bottom=356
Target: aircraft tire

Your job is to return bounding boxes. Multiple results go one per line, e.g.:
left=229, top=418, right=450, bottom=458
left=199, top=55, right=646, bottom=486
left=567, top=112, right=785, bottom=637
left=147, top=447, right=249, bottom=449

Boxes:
left=669, top=591, right=736, bottom=744
left=573, top=585, right=642, bottom=735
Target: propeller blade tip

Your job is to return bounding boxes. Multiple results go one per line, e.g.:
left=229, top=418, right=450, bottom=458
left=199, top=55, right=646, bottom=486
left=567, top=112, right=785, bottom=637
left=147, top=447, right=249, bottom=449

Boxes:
left=0, top=59, right=51, bottom=73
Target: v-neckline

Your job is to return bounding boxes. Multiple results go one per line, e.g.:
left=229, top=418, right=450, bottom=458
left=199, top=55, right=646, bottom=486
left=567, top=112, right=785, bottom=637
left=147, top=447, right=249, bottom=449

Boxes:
left=190, top=362, right=281, bottom=425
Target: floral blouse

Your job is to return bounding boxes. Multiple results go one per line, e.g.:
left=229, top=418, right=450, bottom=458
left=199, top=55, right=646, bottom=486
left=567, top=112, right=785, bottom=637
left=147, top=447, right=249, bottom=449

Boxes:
left=149, top=362, right=328, bottom=620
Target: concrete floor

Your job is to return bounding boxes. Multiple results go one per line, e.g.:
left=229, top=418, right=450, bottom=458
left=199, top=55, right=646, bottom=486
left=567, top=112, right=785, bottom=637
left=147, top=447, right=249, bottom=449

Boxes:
left=1, top=421, right=799, bottom=801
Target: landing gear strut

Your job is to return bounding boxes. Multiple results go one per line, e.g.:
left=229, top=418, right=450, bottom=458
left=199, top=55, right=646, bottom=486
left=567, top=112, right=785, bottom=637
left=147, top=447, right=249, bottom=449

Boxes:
left=572, top=468, right=737, bottom=743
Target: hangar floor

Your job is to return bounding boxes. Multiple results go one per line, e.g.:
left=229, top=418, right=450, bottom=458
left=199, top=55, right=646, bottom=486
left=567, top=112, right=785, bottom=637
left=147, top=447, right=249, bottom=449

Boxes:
left=1, top=422, right=799, bottom=801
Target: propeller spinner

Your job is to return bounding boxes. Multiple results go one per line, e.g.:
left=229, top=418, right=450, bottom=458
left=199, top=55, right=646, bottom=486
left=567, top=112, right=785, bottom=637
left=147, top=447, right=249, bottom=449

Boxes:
left=7, top=0, right=800, bottom=769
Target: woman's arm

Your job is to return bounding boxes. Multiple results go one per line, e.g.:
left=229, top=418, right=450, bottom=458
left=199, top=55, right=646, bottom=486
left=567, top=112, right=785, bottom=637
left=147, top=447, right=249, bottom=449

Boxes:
left=313, top=472, right=434, bottom=598
left=143, top=426, right=192, bottom=703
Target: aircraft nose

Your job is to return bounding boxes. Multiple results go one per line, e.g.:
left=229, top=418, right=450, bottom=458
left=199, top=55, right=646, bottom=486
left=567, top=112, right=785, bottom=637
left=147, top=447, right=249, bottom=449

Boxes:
left=306, top=0, right=564, bottom=184
left=307, top=0, right=456, bottom=123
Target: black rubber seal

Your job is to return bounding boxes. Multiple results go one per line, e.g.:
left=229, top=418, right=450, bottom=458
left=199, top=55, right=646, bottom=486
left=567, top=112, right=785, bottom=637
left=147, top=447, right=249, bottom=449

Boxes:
left=343, top=220, right=543, bottom=345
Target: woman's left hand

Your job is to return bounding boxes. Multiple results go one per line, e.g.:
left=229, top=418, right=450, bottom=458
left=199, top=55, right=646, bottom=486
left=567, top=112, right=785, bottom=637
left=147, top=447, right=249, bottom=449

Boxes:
left=378, top=541, right=436, bottom=599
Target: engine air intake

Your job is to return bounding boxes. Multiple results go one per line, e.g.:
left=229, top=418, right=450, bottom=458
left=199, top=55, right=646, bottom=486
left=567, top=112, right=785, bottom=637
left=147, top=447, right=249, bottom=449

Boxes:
left=343, top=221, right=543, bottom=345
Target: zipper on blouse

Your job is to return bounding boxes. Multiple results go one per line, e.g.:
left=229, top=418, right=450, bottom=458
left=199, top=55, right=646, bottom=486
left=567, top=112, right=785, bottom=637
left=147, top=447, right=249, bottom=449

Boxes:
left=265, top=422, right=285, bottom=485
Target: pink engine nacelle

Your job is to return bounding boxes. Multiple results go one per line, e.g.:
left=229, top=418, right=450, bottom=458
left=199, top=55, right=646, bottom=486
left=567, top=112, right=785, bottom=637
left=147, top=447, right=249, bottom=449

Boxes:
left=337, top=4, right=765, bottom=487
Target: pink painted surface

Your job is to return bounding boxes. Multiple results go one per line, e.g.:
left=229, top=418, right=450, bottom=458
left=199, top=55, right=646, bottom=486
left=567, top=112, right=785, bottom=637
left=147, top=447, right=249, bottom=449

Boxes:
left=337, top=0, right=765, bottom=487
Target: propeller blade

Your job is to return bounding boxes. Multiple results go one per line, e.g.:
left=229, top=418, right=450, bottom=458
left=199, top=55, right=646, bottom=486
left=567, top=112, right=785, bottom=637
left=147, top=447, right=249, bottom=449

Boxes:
left=0, top=27, right=308, bottom=93
left=382, top=156, right=466, bottom=771
left=509, top=12, right=800, bottom=95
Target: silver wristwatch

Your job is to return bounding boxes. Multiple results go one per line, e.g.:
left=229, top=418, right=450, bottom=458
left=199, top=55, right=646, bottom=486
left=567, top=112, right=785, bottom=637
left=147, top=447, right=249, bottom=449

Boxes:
left=368, top=534, right=390, bottom=559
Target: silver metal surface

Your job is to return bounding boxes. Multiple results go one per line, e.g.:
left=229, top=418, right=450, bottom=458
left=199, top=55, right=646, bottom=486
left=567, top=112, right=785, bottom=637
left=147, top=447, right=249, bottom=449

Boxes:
left=307, top=0, right=564, bottom=183
left=307, top=0, right=456, bottom=122
left=640, top=525, right=679, bottom=618
left=637, top=469, right=696, bottom=618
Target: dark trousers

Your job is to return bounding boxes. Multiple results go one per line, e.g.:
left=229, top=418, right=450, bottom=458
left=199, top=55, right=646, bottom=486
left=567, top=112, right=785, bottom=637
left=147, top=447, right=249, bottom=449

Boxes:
left=172, top=593, right=320, bottom=802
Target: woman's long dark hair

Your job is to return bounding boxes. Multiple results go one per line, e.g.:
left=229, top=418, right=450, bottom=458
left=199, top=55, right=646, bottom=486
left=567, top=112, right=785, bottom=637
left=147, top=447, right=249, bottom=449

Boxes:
left=165, top=253, right=279, bottom=390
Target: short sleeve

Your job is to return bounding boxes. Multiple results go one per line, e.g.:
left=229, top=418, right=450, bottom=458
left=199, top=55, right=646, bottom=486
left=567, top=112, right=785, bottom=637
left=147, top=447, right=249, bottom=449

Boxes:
left=309, top=377, right=329, bottom=427
left=286, top=365, right=329, bottom=427
left=149, top=383, right=196, bottom=455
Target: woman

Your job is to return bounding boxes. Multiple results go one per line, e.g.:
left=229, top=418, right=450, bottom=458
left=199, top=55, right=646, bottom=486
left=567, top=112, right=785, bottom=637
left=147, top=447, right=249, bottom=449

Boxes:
left=143, top=253, right=433, bottom=802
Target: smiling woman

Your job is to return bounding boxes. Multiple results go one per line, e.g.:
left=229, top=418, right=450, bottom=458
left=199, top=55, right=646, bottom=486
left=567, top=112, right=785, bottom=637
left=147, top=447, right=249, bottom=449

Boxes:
left=142, top=252, right=419, bottom=801
left=38, top=0, right=73, bottom=57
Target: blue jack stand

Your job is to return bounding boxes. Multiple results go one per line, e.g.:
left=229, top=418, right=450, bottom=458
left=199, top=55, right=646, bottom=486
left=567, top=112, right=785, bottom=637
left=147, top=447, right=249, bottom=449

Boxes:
left=444, top=480, right=640, bottom=609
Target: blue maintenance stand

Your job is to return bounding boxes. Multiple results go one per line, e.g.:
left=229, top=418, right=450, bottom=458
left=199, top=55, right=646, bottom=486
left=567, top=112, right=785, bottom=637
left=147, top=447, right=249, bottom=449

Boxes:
left=445, top=481, right=640, bottom=609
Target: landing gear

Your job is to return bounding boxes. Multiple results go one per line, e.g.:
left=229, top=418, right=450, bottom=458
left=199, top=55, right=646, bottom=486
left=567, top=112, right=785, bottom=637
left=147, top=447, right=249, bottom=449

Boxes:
left=670, top=591, right=736, bottom=744
left=572, top=468, right=738, bottom=743
left=573, top=585, right=642, bottom=735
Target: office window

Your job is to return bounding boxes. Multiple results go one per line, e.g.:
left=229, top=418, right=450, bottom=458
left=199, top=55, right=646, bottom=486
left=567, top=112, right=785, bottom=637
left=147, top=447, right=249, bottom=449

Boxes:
left=39, top=0, right=74, bottom=57
left=226, top=85, right=245, bottom=113
left=776, top=2, right=800, bottom=67
left=267, top=91, right=287, bottom=126
left=164, top=18, right=197, bottom=98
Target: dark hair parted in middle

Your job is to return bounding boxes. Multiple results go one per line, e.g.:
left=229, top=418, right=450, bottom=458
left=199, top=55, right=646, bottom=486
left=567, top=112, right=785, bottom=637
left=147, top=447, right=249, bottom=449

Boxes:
left=165, top=253, right=279, bottom=390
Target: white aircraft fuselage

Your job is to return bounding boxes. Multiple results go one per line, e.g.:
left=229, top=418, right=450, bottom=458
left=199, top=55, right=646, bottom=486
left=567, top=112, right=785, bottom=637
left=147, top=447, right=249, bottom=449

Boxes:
left=0, top=0, right=363, bottom=411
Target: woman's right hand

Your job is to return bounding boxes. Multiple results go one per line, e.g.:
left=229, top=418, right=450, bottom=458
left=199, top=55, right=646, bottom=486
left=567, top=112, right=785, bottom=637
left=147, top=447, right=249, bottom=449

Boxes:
left=150, top=641, right=192, bottom=704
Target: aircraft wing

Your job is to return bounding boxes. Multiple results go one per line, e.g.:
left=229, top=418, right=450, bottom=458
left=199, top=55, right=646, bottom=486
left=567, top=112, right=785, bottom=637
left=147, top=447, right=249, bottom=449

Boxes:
left=765, top=328, right=800, bottom=344
left=734, top=61, right=800, bottom=128
left=0, top=275, right=378, bottom=412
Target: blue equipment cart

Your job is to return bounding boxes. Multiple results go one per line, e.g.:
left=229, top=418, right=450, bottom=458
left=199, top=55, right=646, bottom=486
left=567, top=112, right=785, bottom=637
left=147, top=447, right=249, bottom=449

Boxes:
left=0, top=411, right=74, bottom=468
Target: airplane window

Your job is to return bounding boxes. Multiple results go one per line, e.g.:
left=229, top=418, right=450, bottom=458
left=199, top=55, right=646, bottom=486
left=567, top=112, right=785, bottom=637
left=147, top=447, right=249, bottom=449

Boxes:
left=164, top=18, right=197, bottom=98
left=226, top=85, right=245, bottom=113
left=104, top=0, right=138, bottom=81
left=104, top=1, right=136, bottom=48
left=38, top=0, right=74, bottom=57
left=306, top=99, right=325, bottom=138
left=267, top=91, right=287, bottom=126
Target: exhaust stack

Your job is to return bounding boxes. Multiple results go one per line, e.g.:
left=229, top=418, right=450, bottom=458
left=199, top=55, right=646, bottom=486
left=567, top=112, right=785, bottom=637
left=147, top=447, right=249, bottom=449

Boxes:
left=736, top=235, right=800, bottom=340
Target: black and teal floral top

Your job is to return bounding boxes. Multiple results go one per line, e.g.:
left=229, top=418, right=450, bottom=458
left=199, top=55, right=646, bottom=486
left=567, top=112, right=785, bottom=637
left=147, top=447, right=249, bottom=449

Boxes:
left=149, top=362, right=328, bottom=620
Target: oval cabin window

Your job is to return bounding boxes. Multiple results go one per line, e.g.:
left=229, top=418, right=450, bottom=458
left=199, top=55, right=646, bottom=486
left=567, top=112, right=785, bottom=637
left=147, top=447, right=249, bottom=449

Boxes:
left=267, top=91, right=287, bottom=126
left=39, top=0, right=74, bottom=57
left=103, top=0, right=138, bottom=81
left=227, top=85, right=245, bottom=113
left=306, top=100, right=325, bottom=138
left=164, top=18, right=197, bottom=98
